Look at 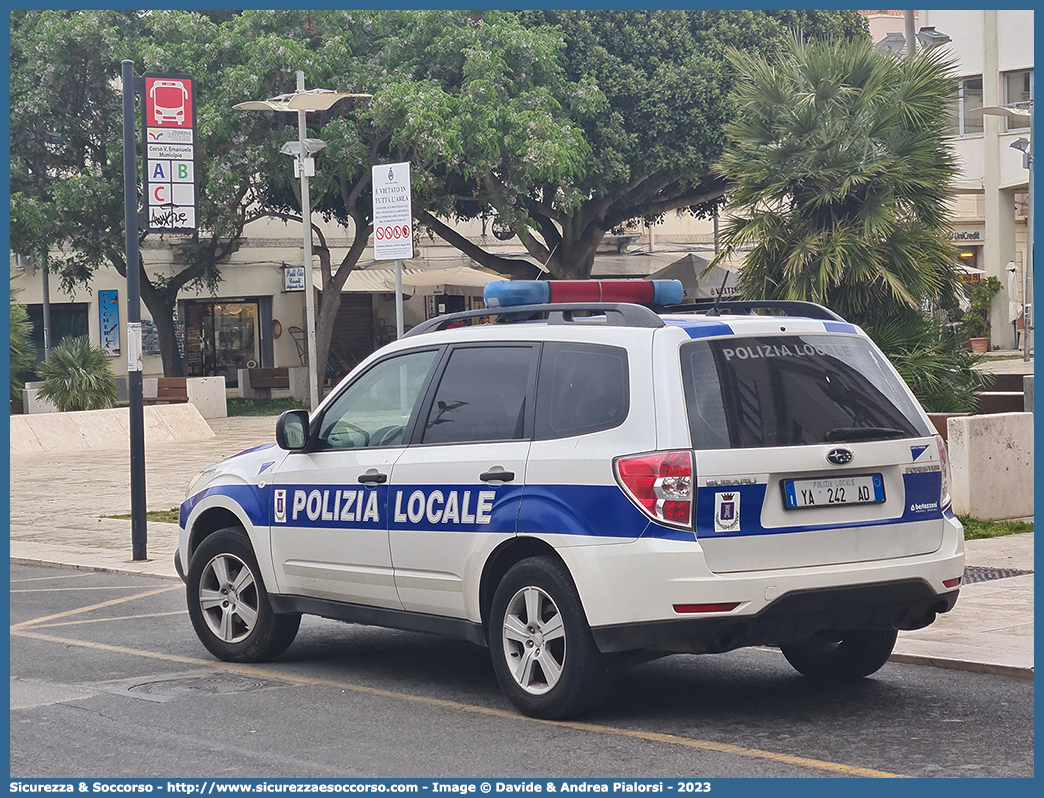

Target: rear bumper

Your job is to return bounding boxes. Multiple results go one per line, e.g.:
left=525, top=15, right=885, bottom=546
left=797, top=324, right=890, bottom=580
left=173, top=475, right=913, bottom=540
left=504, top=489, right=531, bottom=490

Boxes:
left=591, top=579, right=959, bottom=654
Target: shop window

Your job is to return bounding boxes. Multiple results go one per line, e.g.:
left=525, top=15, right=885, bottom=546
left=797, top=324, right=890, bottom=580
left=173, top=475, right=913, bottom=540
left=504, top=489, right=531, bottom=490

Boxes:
left=184, top=300, right=261, bottom=388
left=25, top=303, right=89, bottom=374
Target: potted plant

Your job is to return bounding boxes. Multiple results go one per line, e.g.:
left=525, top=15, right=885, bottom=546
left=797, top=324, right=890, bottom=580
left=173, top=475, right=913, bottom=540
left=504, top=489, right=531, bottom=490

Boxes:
left=961, top=276, right=1001, bottom=353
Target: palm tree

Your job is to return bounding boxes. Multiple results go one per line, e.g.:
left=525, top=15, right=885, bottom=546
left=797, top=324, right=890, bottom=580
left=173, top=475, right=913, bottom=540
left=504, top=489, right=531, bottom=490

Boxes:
left=713, top=35, right=962, bottom=323
left=36, top=336, right=118, bottom=412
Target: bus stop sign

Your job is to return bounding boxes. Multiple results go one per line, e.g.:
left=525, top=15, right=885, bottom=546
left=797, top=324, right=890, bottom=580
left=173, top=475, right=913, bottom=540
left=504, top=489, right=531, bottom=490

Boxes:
left=142, top=73, right=198, bottom=232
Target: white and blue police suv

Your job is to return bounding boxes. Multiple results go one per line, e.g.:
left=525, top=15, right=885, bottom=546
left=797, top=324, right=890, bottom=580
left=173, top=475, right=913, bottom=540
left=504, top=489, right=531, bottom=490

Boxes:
left=177, top=279, right=964, bottom=719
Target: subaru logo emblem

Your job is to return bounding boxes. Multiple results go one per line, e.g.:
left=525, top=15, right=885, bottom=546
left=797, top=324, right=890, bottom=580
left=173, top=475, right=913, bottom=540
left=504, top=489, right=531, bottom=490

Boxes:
left=827, top=447, right=854, bottom=465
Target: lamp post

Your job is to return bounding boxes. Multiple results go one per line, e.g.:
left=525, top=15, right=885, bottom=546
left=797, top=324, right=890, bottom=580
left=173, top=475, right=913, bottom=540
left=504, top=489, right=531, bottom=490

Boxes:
left=235, top=74, right=371, bottom=408
left=976, top=104, right=1034, bottom=362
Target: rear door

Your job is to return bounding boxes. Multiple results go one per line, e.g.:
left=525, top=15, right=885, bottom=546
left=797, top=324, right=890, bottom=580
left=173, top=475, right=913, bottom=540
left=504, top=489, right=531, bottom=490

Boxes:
left=680, top=332, right=944, bottom=573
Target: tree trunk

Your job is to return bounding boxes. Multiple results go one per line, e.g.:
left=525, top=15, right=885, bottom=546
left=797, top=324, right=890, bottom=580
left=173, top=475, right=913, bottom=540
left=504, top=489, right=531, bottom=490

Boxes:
left=312, top=215, right=371, bottom=400
left=139, top=279, right=185, bottom=377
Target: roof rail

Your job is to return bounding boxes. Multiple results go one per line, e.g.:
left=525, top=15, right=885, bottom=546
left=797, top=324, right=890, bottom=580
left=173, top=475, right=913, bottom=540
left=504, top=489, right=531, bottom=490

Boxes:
left=666, top=299, right=846, bottom=322
left=403, top=302, right=665, bottom=338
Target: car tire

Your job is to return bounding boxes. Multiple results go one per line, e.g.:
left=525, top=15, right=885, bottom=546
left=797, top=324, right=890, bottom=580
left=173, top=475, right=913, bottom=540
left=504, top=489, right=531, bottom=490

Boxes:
left=489, top=556, right=615, bottom=719
left=186, top=526, right=300, bottom=663
left=780, top=628, right=898, bottom=680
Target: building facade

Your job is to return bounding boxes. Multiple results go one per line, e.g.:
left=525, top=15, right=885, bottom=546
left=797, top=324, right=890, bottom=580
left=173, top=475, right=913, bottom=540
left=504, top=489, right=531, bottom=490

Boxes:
left=920, top=9, right=1034, bottom=350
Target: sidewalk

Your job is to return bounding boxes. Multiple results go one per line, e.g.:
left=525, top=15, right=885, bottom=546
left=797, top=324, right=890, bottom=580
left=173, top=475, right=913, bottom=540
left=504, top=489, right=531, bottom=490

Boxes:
left=8, top=415, right=1034, bottom=679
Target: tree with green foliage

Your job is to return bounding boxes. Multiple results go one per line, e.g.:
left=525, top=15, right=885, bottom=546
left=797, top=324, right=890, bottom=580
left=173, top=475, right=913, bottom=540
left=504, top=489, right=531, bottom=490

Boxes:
left=36, top=336, right=119, bottom=412
left=229, top=9, right=593, bottom=387
left=9, top=10, right=266, bottom=378
left=425, top=9, right=869, bottom=279
left=712, top=35, right=983, bottom=411
left=10, top=9, right=590, bottom=391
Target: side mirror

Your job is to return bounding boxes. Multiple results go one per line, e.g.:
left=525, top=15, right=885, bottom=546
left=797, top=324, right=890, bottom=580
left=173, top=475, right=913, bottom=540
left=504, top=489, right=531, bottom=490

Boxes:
left=276, top=409, right=310, bottom=451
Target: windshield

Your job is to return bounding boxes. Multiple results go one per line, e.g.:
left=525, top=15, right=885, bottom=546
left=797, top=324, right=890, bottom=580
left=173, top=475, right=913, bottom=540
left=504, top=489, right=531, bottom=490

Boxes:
left=681, top=334, right=931, bottom=450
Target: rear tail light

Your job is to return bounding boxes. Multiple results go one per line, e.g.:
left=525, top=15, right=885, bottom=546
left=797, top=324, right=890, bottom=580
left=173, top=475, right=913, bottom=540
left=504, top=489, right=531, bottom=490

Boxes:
left=614, top=450, right=693, bottom=528
left=935, top=434, right=951, bottom=509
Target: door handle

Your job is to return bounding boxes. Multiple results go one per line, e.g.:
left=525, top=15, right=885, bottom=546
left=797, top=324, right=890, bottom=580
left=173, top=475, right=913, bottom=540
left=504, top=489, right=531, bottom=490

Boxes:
left=358, top=471, right=388, bottom=485
left=480, top=469, right=515, bottom=483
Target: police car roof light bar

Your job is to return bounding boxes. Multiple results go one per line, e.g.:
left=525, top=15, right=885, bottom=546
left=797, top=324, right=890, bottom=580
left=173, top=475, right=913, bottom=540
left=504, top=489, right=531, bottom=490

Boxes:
left=667, top=299, right=846, bottom=322
left=483, top=279, right=684, bottom=309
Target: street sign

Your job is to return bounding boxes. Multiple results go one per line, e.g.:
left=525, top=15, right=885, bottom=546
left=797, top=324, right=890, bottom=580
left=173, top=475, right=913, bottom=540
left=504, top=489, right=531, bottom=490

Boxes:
left=142, top=74, right=199, bottom=232
left=372, top=162, right=413, bottom=260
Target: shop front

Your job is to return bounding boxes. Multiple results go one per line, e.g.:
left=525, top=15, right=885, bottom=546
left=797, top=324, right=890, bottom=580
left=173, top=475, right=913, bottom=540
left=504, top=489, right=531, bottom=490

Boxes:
left=180, top=297, right=273, bottom=388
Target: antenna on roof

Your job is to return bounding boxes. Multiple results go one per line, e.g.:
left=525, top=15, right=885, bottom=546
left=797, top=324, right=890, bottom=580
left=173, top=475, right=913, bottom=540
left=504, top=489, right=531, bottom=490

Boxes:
left=537, top=243, right=559, bottom=280
left=706, top=270, right=731, bottom=317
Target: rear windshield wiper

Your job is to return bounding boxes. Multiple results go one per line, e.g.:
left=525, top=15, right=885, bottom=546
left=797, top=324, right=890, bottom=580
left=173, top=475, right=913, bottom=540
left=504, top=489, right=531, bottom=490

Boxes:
left=823, top=427, right=908, bottom=443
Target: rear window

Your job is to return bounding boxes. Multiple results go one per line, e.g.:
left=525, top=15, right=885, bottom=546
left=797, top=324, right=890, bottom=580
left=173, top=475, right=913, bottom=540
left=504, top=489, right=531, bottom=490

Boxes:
left=681, top=334, right=931, bottom=450
left=535, top=342, right=629, bottom=439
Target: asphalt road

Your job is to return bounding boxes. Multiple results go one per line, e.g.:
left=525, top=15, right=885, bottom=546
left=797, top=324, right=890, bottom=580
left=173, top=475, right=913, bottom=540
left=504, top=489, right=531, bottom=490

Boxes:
left=9, top=564, right=1034, bottom=779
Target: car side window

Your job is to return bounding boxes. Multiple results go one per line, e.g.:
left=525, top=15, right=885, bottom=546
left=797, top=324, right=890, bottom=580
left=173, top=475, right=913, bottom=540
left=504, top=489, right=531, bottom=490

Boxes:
left=535, top=343, right=629, bottom=440
left=316, top=349, right=438, bottom=450
left=421, top=346, right=536, bottom=444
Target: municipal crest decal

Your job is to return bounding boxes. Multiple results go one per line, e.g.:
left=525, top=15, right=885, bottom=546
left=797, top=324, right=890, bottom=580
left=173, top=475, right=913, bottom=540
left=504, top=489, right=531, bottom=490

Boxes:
left=274, top=489, right=287, bottom=524
left=714, top=492, right=740, bottom=533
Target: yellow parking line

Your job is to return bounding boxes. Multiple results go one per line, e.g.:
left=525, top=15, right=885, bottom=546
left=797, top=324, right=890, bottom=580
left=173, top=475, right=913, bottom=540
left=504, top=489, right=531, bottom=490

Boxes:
left=10, top=586, right=181, bottom=630
left=30, top=611, right=188, bottom=629
left=10, top=573, right=101, bottom=584
left=12, top=586, right=177, bottom=593
left=10, top=627, right=906, bottom=778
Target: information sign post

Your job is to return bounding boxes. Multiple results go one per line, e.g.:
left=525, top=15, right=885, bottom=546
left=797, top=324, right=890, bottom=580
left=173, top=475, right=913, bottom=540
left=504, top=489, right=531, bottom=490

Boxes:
left=372, top=163, right=413, bottom=338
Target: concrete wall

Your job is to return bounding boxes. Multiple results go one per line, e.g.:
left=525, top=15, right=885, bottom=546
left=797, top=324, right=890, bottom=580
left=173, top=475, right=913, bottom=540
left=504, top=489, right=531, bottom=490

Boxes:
left=947, top=412, right=1034, bottom=520
left=21, top=383, right=58, bottom=414
left=186, top=376, right=227, bottom=418
left=10, top=403, right=214, bottom=455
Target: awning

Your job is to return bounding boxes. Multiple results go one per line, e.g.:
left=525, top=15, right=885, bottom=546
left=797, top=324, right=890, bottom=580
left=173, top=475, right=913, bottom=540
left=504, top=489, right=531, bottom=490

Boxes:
left=313, top=264, right=507, bottom=296
left=399, top=265, right=507, bottom=297
left=313, top=267, right=422, bottom=295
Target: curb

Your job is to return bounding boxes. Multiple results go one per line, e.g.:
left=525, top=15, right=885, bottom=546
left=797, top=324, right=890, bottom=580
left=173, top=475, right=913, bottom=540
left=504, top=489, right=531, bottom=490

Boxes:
left=887, top=652, right=1033, bottom=679
left=10, top=556, right=182, bottom=582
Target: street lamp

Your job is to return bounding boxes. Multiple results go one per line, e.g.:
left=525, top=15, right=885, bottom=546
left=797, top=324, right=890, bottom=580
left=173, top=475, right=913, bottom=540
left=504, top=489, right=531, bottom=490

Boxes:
left=915, top=26, right=951, bottom=51
left=874, top=25, right=951, bottom=57
left=975, top=104, right=1034, bottom=362
left=235, top=73, right=371, bottom=408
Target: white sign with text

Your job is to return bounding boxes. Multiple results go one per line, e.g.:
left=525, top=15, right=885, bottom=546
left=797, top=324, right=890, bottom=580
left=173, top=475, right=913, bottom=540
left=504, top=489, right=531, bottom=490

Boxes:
left=372, top=162, right=413, bottom=260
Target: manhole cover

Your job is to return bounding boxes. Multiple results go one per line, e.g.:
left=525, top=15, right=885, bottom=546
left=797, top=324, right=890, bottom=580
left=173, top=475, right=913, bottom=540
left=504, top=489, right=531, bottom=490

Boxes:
left=88, top=669, right=292, bottom=703
left=963, top=566, right=1033, bottom=584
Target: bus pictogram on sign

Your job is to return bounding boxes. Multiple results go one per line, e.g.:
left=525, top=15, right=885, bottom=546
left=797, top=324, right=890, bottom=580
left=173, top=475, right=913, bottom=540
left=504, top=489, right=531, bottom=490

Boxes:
left=146, top=78, right=193, bottom=128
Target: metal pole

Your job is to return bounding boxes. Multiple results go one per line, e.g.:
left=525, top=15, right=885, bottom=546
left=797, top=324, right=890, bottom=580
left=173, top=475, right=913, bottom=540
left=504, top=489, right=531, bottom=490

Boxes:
left=123, top=60, right=148, bottom=561
left=297, top=71, right=320, bottom=409
left=40, top=255, right=50, bottom=359
left=1024, top=112, right=1033, bottom=362
left=394, top=259, right=404, bottom=339
left=904, top=11, right=916, bottom=58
